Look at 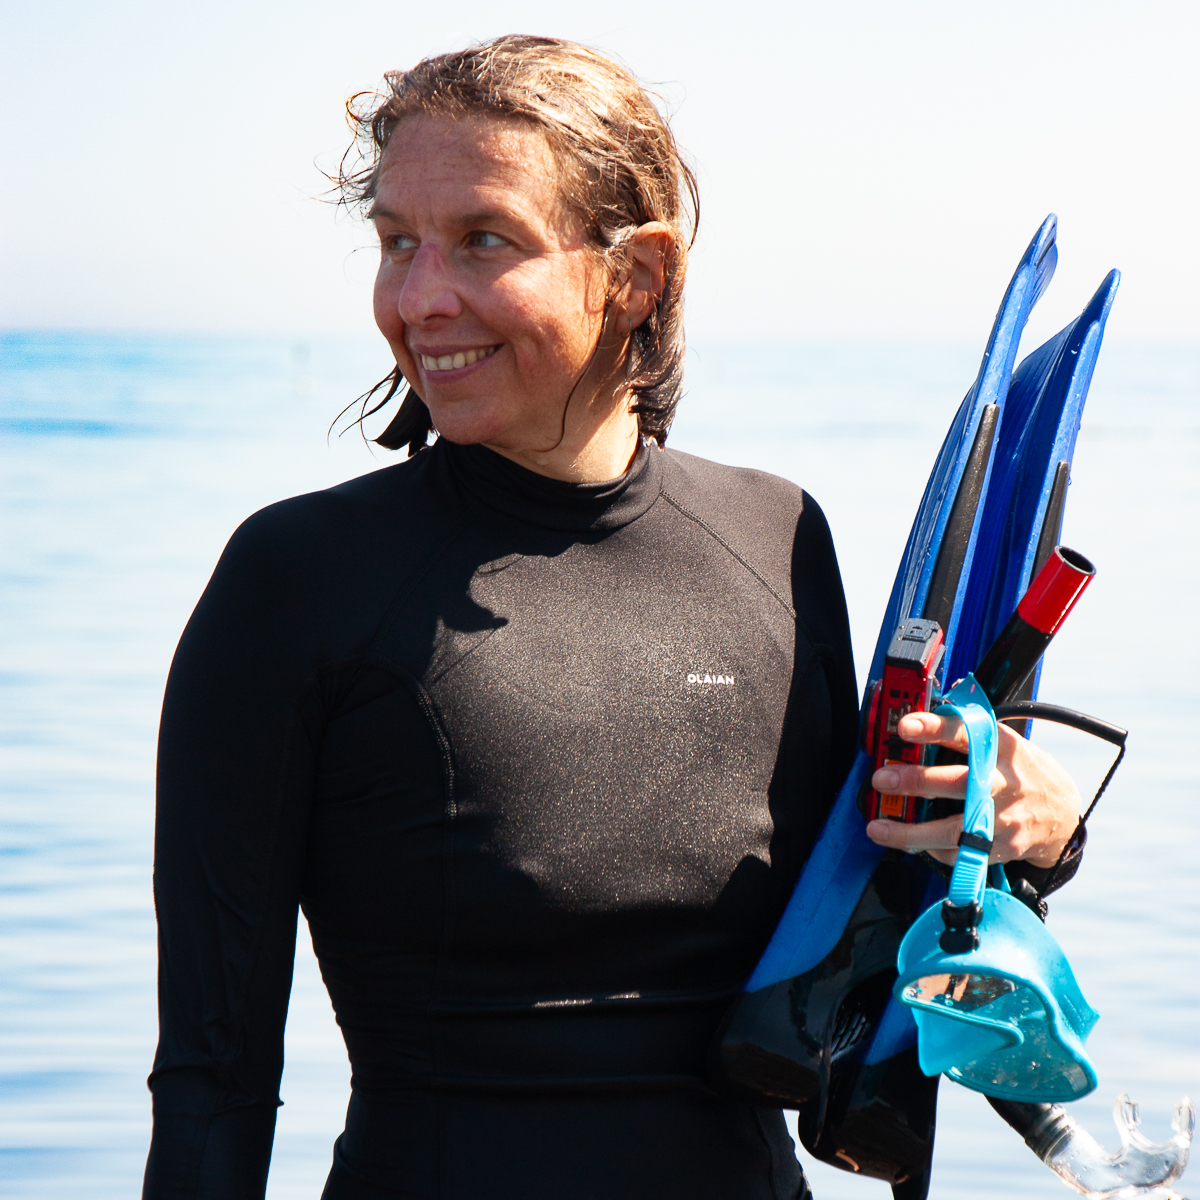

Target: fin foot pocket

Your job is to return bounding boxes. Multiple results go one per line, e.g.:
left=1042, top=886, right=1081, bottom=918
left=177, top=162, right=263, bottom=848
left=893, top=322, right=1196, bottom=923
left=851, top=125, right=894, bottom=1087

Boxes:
left=798, top=1046, right=938, bottom=1199
left=719, top=854, right=923, bottom=1106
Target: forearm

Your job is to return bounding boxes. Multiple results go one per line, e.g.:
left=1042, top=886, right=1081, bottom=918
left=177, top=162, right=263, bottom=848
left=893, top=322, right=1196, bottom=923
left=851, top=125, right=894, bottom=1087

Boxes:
left=143, top=1070, right=277, bottom=1200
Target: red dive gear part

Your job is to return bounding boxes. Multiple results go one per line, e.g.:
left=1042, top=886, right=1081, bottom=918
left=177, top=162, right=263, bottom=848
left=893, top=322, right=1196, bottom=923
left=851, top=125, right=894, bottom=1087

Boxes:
left=860, top=619, right=945, bottom=822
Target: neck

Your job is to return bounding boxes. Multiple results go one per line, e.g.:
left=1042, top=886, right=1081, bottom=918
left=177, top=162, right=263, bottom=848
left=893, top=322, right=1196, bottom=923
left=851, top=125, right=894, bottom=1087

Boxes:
left=484, top=389, right=641, bottom=484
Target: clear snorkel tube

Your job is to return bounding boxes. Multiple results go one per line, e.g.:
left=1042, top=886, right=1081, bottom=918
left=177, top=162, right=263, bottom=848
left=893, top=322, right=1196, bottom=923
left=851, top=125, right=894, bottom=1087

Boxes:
left=990, top=1093, right=1195, bottom=1199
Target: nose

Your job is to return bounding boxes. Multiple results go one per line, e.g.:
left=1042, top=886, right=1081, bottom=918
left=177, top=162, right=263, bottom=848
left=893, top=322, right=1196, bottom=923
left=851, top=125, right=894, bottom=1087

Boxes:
left=398, top=244, right=463, bottom=325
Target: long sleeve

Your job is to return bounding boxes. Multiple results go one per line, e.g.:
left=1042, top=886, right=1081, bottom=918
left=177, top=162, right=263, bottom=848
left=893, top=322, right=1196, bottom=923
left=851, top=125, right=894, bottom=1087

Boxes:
left=143, top=511, right=322, bottom=1199
left=790, top=492, right=861, bottom=802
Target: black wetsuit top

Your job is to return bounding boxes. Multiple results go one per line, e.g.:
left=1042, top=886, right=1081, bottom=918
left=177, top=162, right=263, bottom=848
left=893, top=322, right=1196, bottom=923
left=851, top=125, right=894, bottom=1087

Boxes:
left=143, top=439, right=863, bottom=1199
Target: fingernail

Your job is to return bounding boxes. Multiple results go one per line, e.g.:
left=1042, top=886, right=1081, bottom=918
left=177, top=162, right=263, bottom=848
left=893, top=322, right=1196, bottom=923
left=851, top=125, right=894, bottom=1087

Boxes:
left=873, top=768, right=900, bottom=790
left=866, top=820, right=891, bottom=844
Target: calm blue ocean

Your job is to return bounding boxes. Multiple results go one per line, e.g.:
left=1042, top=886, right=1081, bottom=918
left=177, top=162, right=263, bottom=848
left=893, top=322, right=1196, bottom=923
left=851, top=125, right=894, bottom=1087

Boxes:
left=2, top=330, right=1197, bottom=1199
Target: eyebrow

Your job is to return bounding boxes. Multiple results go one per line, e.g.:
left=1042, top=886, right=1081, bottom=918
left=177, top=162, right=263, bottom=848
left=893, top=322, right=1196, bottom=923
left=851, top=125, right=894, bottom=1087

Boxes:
left=369, top=203, right=519, bottom=229
left=456, top=209, right=518, bottom=229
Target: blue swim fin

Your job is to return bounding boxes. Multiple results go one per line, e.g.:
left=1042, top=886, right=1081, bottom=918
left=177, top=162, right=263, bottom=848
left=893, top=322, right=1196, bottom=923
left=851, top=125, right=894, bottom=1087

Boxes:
left=950, top=268, right=1121, bottom=689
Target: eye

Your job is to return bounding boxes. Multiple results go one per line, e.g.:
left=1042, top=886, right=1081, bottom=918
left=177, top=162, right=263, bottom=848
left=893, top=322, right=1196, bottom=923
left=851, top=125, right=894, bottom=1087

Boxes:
left=384, top=232, right=417, bottom=252
left=468, top=231, right=507, bottom=249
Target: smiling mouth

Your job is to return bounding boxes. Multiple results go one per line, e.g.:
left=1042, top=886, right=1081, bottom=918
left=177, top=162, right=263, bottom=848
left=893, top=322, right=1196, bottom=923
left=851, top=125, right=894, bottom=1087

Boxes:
left=420, top=345, right=500, bottom=372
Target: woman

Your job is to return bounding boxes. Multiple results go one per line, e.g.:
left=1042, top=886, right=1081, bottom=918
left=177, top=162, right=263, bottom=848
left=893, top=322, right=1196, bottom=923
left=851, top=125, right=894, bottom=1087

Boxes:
left=143, top=36, right=1082, bottom=1200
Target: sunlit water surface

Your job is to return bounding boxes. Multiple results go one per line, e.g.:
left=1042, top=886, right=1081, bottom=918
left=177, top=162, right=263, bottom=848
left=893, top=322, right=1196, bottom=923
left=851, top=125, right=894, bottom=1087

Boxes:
left=2, top=330, right=1197, bottom=1199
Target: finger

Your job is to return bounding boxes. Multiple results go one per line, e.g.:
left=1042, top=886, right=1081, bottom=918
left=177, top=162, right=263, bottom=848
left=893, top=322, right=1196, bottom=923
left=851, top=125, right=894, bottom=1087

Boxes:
left=873, top=763, right=966, bottom=799
left=872, top=762, right=1007, bottom=800
left=895, top=710, right=967, bottom=750
left=866, top=814, right=963, bottom=853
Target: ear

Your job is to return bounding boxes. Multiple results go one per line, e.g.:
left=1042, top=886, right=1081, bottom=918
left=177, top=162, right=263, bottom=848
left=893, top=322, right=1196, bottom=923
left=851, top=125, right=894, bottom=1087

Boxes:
left=613, top=222, right=673, bottom=334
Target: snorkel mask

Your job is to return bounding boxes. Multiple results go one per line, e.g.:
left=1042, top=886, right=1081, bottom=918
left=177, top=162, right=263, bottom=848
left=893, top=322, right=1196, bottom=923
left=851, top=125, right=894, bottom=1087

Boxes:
left=893, top=673, right=1100, bottom=1102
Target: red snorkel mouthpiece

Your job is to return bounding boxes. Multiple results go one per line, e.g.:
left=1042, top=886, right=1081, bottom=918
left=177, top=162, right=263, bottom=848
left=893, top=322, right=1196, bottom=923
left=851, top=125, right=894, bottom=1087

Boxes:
left=974, top=546, right=1095, bottom=704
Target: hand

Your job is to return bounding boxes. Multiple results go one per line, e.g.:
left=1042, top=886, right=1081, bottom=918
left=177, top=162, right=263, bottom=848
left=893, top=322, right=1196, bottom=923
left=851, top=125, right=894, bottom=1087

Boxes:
left=864, top=712, right=1081, bottom=868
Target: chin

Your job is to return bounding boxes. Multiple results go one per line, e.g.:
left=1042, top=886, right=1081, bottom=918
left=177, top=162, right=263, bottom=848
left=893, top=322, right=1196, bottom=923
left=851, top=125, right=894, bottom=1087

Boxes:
left=423, top=399, right=516, bottom=448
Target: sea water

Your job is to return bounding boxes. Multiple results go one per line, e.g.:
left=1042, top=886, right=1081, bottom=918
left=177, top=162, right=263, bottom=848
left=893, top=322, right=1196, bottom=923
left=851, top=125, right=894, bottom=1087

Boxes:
left=1, top=330, right=1197, bottom=1199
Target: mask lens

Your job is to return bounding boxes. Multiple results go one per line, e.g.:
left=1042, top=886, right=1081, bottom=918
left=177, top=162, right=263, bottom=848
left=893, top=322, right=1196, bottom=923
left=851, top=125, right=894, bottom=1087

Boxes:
left=950, top=983, right=1091, bottom=1097
left=903, top=976, right=1093, bottom=1100
left=902, top=973, right=1017, bottom=1013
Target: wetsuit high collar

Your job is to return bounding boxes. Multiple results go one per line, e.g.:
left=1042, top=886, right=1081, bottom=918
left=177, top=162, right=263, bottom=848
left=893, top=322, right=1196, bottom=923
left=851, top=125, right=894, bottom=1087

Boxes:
left=444, top=437, right=663, bottom=532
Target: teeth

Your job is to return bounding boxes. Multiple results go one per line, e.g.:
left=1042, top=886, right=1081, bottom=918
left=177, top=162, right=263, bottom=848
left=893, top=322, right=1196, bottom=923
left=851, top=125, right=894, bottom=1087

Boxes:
left=421, top=345, right=498, bottom=372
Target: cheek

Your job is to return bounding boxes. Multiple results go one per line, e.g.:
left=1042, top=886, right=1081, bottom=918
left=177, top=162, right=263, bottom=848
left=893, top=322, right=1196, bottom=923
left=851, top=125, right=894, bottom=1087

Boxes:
left=373, top=265, right=404, bottom=340
left=494, top=260, right=605, bottom=363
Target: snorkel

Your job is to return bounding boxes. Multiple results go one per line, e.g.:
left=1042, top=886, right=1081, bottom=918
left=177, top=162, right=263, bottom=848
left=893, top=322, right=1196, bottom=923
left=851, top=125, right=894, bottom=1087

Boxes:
left=888, top=551, right=1195, bottom=1196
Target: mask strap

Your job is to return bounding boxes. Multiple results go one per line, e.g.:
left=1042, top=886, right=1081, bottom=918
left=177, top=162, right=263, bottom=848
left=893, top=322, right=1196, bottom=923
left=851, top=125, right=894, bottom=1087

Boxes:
left=935, top=674, right=999, bottom=949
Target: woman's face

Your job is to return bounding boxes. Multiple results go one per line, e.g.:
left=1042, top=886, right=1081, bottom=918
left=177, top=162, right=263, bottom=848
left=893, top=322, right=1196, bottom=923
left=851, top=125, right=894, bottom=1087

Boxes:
left=371, top=115, right=611, bottom=454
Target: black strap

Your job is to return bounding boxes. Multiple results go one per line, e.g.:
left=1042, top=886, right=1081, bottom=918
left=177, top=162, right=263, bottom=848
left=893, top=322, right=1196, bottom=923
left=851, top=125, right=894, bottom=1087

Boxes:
left=958, top=831, right=993, bottom=853
left=993, top=701, right=1127, bottom=893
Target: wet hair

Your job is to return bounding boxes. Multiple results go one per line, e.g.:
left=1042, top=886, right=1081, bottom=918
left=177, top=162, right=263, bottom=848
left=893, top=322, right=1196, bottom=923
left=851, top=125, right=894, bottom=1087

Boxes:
left=337, top=34, right=698, bottom=455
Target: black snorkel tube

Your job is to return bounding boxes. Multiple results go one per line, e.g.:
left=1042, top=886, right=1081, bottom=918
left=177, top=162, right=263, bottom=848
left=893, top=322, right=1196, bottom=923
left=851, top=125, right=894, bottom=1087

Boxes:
left=974, top=544, right=1095, bottom=704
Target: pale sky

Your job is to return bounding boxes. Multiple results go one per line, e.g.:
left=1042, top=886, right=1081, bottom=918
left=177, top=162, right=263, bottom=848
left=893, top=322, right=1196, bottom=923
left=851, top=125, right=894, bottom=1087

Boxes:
left=2, top=0, right=1197, bottom=347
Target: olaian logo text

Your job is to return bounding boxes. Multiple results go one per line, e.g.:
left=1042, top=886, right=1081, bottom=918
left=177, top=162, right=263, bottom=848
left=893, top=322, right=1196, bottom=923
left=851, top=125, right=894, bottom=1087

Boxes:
left=687, top=672, right=735, bottom=686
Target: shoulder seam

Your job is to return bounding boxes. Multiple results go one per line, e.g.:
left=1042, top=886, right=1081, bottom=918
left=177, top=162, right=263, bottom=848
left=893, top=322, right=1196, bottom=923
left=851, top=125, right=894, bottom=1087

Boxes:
left=659, top=489, right=797, bottom=620
left=660, top=489, right=829, bottom=655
